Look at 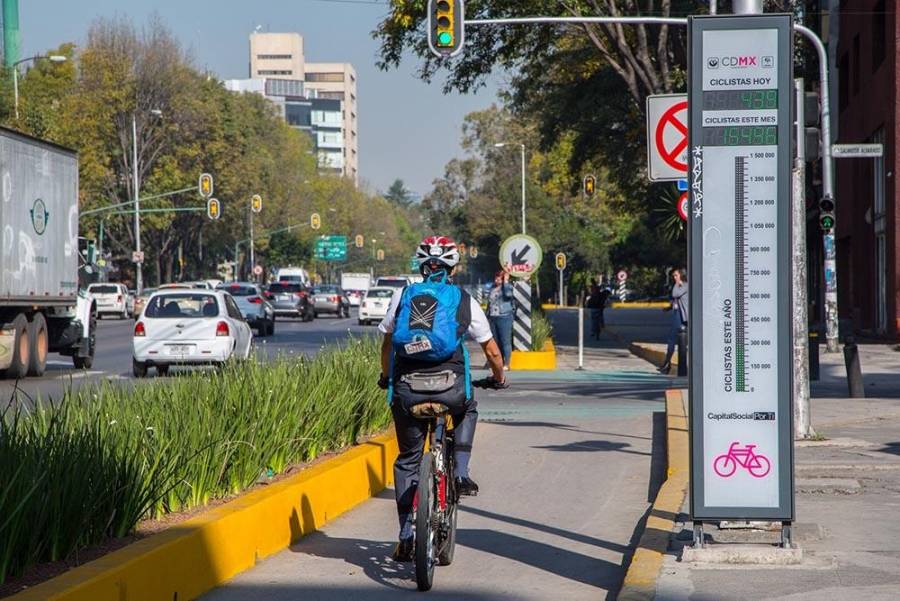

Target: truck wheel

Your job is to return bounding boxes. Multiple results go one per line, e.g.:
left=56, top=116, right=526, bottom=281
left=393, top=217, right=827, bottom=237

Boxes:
left=4, top=314, right=31, bottom=379
left=73, top=308, right=96, bottom=370
left=27, top=313, right=48, bottom=377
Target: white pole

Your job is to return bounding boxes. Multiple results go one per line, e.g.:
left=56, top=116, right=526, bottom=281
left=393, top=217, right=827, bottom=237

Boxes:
left=793, top=78, right=813, bottom=438
left=709, top=0, right=717, bottom=15
left=249, top=207, right=255, bottom=281
left=520, top=143, right=526, bottom=234
left=577, top=306, right=584, bottom=370
left=558, top=269, right=564, bottom=306
left=132, top=114, right=143, bottom=294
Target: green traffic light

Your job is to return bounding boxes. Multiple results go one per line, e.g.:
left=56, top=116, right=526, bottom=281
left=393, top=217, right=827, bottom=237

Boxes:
left=820, top=215, right=834, bottom=230
left=437, top=31, right=453, bottom=46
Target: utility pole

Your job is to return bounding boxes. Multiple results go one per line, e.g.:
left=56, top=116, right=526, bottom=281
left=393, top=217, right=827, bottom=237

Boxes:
left=132, top=114, right=142, bottom=294
left=793, top=78, right=813, bottom=439
left=520, top=142, right=526, bottom=234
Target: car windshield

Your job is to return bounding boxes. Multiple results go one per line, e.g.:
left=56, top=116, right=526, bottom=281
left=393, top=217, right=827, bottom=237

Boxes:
left=367, top=289, right=394, bottom=299
left=144, top=294, right=219, bottom=318
left=89, top=285, right=119, bottom=294
left=220, top=285, right=257, bottom=297
left=377, top=279, right=406, bottom=288
left=268, top=283, right=302, bottom=294
left=140, top=288, right=157, bottom=299
left=316, top=286, right=339, bottom=294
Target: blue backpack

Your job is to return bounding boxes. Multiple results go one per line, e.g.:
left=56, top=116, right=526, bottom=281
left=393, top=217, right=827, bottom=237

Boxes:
left=391, top=277, right=470, bottom=363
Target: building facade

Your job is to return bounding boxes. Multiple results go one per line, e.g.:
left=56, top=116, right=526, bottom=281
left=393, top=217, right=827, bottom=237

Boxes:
left=833, top=0, right=898, bottom=339
left=247, top=32, right=358, bottom=184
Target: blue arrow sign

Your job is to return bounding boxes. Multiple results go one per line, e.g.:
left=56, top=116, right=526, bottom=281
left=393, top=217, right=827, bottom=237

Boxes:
left=677, top=179, right=688, bottom=191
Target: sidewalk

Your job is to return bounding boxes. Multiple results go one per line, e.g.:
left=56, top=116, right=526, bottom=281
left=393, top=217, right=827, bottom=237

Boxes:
left=656, top=390, right=900, bottom=601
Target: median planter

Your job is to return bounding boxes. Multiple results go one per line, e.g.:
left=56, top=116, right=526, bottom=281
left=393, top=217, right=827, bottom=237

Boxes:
left=510, top=340, right=557, bottom=370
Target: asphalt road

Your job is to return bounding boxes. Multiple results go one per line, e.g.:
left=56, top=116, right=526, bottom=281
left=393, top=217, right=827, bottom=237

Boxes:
left=202, top=316, right=672, bottom=600
left=0, top=309, right=376, bottom=405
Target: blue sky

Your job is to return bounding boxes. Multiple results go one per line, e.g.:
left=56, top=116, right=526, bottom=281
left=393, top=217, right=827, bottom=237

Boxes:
left=19, top=0, right=500, bottom=196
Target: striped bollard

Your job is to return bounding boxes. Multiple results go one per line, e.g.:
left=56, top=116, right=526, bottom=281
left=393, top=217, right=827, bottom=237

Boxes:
left=512, top=281, right=532, bottom=351
left=618, top=279, right=628, bottom=302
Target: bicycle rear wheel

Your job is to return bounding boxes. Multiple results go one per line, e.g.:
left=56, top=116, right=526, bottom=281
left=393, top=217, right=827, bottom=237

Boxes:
left=415, top=452, right=436, bottom=591
left=438, top=441, right=457, bottom=566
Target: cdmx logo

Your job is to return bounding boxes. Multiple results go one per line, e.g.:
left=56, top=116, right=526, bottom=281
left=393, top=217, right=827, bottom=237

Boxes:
left=707, top=55, right=761, bottom=68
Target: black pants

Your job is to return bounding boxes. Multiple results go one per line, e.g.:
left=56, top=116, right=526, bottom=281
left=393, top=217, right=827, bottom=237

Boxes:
left=390, top=376, right=477, bottom=539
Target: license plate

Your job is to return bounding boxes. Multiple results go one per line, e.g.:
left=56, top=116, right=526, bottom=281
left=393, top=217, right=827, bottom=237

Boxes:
left=404, top=339, right=433, bottom=354
left=167, top=344, right=192, bottom=355
left=278, top=295, right=291, bottom=301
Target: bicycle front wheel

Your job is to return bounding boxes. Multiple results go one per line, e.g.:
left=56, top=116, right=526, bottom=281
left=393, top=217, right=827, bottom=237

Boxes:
left=415, top=453, right=436, bottom=591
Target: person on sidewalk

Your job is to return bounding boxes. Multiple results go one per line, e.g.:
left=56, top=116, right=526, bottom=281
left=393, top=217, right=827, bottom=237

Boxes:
left=660, top=268, right=688, bottom=374
left=487, top=270, right=514, bottom=369
left=585, top=282, right=610, bottom=339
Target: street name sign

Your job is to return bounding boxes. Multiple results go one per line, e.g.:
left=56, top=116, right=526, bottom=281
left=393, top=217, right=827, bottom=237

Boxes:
left=688, top=14, right=794, bottom=522
left=831, top=143, right=883, bottom=158
left=315, top=235, right=347, bottom=261
left=499, top=234, right=542, bottom=279
left=647, top=94, right=688, bottom=181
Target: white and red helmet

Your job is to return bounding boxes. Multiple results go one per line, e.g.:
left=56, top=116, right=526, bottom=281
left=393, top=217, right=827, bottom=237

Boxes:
left=415, top=235, right=460, bottom=273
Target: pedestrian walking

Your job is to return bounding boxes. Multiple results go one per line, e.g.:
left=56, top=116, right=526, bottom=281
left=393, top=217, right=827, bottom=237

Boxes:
left=585, top=282, right=610, bottom=339
left=487, top=270, right=514, bottom=369
left=660, top=268, right=689, bottom=374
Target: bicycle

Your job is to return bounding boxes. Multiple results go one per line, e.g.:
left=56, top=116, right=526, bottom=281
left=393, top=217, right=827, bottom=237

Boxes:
left=713, top=441, right=771, bottom=478
left=410, top=376, right=507, bottom=591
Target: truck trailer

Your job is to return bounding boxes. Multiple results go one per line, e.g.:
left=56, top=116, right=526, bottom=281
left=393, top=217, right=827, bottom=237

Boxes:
left=0, top=128, right=95, bottom=378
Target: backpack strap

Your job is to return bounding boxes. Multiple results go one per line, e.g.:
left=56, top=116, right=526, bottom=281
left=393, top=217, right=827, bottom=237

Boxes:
left=456, top=287, right=472, bottom=399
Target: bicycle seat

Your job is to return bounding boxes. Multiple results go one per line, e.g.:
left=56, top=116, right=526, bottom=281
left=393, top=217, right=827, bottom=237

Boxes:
left=410, top=402, right=450, bottom=418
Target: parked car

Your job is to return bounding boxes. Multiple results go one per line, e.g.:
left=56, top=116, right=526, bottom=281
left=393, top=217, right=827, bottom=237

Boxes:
left=133, top=287, right=157, bottom=318
left=358, top=287, right=396, bottom=326
left=87, top=282, right=133, bottom=319
left=265, top=282, right=315, bottom=321
left=312, top=285, right=351, bottom=318
left=158, top=281, right=212, bottom=290
left=132, top=289, right=252, bottom=377
left=375, top=276, right=410, bottom=289
left=217, top=282, right=275, bottom=337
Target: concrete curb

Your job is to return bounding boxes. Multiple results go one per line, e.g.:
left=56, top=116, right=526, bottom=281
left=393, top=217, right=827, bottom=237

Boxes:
left=10, top=433, right=399, bottom=601
left=510, top=341, right=557, bottom=370
left=611, top=302, right=670, bottom=309
left=625, top=341, right=679, bottom=374
left=618, top=389, right=689, bottom=601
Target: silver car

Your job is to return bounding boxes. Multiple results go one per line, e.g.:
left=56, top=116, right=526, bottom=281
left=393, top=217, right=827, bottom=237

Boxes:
left=217, top=282, right=275, bottom=337
left=312, top=285, right=350, bottom=318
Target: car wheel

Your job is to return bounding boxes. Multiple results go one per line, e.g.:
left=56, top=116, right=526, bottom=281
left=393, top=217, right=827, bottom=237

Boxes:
left=3, top=314, right=31, bottom=379
left=121, top=308, right=128, bottom=320
left=267, top=319, right=275, bottom=336
left=27, top=313, right=48, bottom=377
left=157, top=364, right=170, bottom=376
left=257, top=323, right=267, bottom=337
left=133, top=358, right=148, bottom=378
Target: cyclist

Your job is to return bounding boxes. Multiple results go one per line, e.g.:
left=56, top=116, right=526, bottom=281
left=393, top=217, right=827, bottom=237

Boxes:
left=377, top=235, right=507, bottom=562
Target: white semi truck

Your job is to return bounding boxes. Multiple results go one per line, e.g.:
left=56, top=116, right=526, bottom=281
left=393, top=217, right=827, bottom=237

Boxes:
left=0, top=128, right=96, bottom=378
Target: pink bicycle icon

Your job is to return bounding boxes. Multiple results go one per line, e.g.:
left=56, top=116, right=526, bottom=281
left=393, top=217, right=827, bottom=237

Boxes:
left=713, top=442, right=771, bottom=478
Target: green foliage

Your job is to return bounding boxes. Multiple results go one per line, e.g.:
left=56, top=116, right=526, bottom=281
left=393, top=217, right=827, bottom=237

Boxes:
left=531, top=310, right=553, bottom=352
left=0, top=338, right=390, bottom=584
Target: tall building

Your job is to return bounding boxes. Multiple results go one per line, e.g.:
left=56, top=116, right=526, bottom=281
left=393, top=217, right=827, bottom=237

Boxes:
left=247, top=32, right=358, bottom=184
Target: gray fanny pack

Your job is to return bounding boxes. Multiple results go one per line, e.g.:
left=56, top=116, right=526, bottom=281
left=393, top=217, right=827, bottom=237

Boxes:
left=400, top=370, right=458, bottom=393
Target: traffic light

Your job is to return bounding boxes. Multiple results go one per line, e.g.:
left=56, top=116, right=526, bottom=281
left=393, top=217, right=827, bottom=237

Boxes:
left=310, top=213, right=321, bottom=230
left=583, top=174, right=596, bottom=198
left=251, top=194, right=262, bottom=213
left=555, top=252, right=567, bottom=270
left=819, top=196, right=835, bottom=231
left=377, top=249, right=385, bottom=261
left=355, top=234, right=364, bottom=248
left=199, top=173, right=213, bottom=198
left=428, top=0, right=464, bottom=58
left=804, top=91, right=821, bottom=161
left=206, top=198, right=221, bottom=221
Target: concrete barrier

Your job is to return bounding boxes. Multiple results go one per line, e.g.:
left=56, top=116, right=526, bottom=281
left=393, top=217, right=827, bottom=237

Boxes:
left=618, top=389, right=689, bottom=601
left=510, top=340, right=557, bottom=370
left=10, top=433, right=399, bottom=601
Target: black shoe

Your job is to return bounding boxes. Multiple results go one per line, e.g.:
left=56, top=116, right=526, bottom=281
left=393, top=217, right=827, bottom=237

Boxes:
left=456, top=476, right=479, bottom=497
left=658, top=363, right=671, bottom=374
left=392, top=538, right=414, bottom=562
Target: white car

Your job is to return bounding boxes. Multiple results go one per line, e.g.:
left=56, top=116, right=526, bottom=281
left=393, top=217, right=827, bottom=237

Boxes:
left=132, top=289, right=253, bottom=377
left=87, top=282, right=133, bottom=319
left=358, top=287, right=395, bottom=326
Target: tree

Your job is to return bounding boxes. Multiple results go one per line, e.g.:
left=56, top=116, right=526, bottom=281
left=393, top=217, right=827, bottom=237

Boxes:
left=384, top=178, right=413, bottom=208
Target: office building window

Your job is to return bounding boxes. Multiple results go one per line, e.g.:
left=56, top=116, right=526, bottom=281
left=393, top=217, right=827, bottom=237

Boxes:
left=259, top=69, right=293, bottom=76
left=285, top=103, right=311, bottom=127
left=872, top=0, right=886, bottom=69
left=317, top=91, right=345, bottom=100
left=257, top=54, right=292, bottom=60
left=306, top=72, right=344, bottom=83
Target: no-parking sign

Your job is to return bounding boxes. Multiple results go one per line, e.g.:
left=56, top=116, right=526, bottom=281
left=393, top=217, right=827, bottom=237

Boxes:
left=647, top=94, right=688, bottom=181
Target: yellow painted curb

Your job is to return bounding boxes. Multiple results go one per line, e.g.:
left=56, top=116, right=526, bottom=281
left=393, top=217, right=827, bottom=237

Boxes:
left=618, top=389, right=689, bottom=601
left=629, top=341, right=679, bottom=373
left=611, top=301, right=670, bottom=309
left=509, top=341, right=557, bottom=370
left=10, top=433, right=400, bottom=601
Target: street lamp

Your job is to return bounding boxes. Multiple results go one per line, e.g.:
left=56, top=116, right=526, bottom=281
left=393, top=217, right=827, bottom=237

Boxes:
left=132, top=108, right=163, bottom=294
left=13, top=54, right=67, bottom=120
left=494, top=142, right=527, bottom=234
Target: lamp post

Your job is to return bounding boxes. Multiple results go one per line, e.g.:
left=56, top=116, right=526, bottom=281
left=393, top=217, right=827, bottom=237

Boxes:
left=13, top=54, right=67, bottom=120
left=494, top=142, right=526, bottom=234
left=132, top=108, right=163, bottom=294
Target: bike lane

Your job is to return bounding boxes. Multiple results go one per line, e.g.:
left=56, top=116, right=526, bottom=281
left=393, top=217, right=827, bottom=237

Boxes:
left=203, top=330, right=670, bottom=600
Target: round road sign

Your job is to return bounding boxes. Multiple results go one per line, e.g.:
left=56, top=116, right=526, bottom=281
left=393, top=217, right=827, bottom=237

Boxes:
left=253, top=265, right=263, bottom=276
left=617, top=270, right=628, bottom=282
left=677, top=192, right=689, bottom=221
left=499, top=234, right=543, bottom=279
